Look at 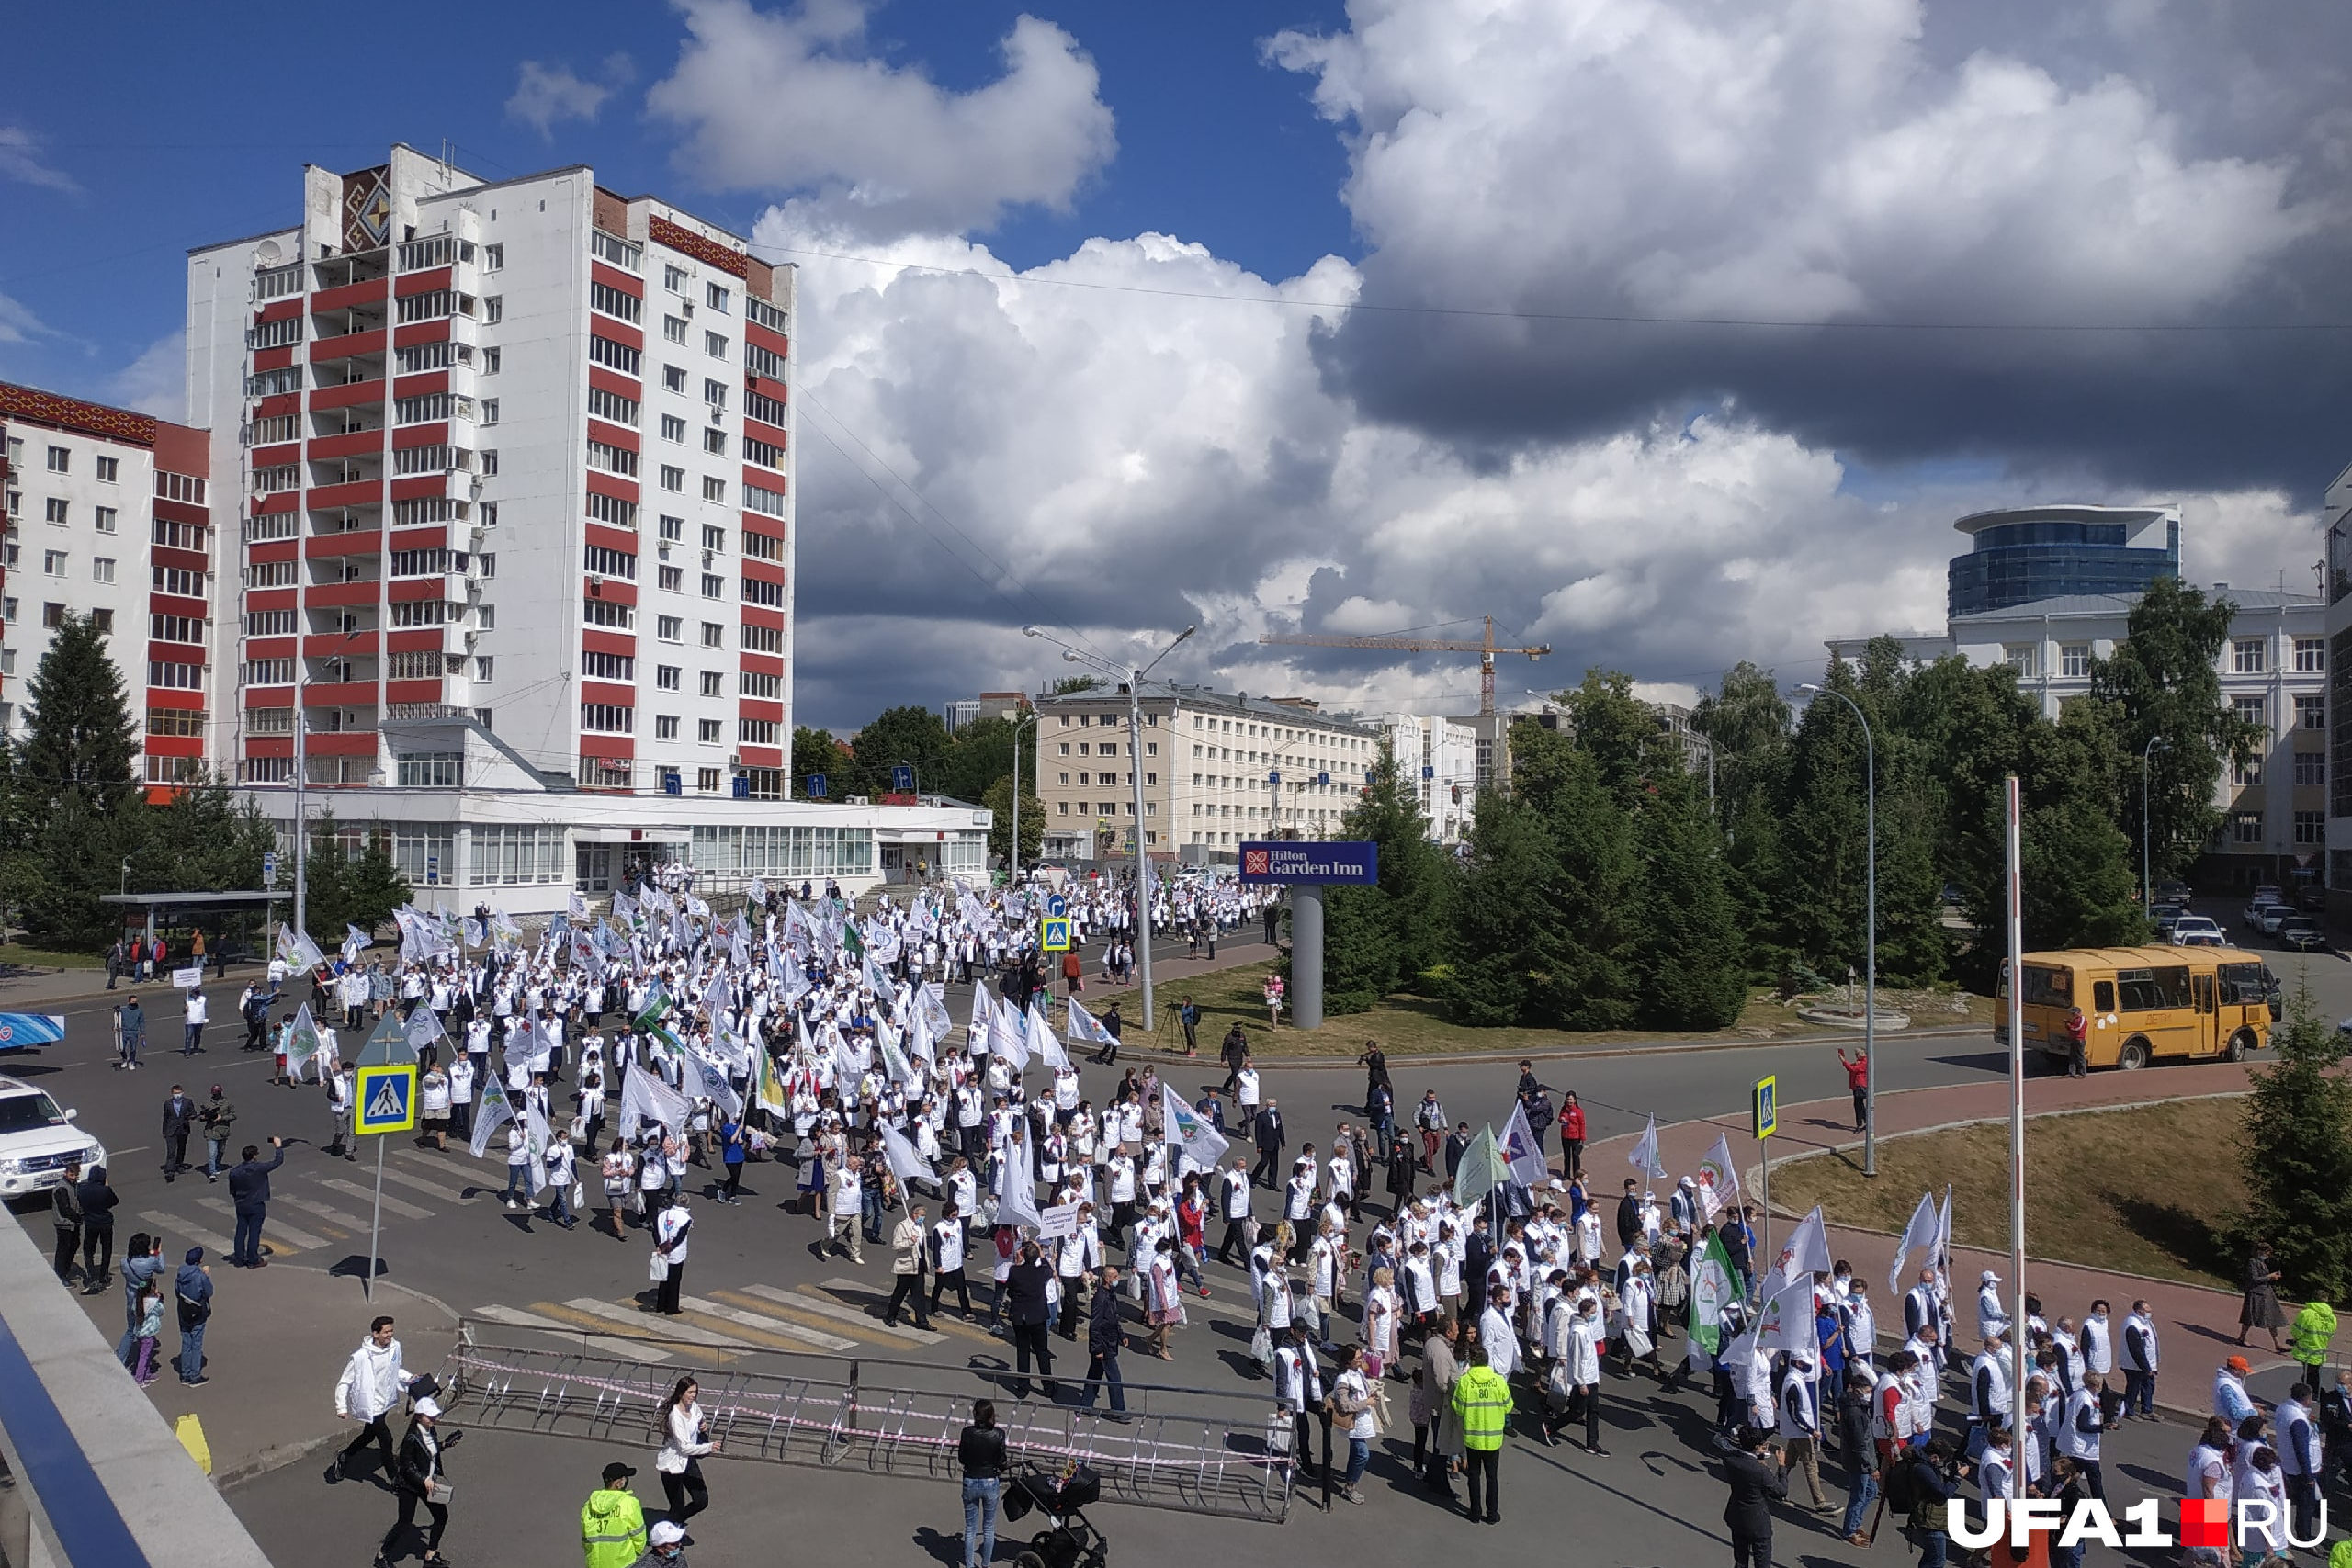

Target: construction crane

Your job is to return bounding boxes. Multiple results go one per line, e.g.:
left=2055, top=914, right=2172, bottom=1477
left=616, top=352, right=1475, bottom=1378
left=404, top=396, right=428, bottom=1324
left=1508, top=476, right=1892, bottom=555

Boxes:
left=1258, top=615, right=1550, bottom=716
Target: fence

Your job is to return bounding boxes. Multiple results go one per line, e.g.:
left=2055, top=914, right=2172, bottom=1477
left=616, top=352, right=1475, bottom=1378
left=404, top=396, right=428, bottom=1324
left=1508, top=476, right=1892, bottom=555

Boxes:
left=442, top=1324, right=1295, bottom=1524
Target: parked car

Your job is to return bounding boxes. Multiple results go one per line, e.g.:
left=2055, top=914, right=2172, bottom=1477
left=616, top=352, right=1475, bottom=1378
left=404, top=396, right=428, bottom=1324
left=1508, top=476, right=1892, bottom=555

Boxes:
left=0, top=1076, right=107, bottom=1205
left=2172, top=915, right=2225, bottom=946
left=2277, top=915, right=2330, bottom=953
left=2296, top=883, right=2330, bottom=911
left=2150, top=902, right=2186, bottom=936
left=2255, top=902, right=2295, bottom=935
left=2244, top=895, right=2289, bottom=929
left=2155, top=878, right=2193, bottom=903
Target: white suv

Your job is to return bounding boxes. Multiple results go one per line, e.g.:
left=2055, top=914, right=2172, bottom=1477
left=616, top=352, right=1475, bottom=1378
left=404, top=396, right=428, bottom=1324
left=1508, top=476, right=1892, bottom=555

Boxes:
left=0, top=1076, right=107, bottom=1201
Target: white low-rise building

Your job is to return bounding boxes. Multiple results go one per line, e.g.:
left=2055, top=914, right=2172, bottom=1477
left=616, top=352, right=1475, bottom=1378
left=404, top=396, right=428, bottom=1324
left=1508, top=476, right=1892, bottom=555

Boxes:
left=1377, top=713, right=1477, bottom=843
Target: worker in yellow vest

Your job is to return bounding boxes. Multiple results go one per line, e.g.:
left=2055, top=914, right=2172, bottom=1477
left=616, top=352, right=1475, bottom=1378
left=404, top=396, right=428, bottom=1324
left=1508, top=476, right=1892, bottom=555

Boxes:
left=1451, top=1325, right=1514, bottom=1525
left=582, top=1460, right=648, bottom=1568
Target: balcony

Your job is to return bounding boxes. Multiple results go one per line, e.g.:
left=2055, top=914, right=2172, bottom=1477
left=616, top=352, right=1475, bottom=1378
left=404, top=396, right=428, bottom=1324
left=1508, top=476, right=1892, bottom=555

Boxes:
left=306, top=479, right=382, bottom=512
left=308, top=429, right=385, bottom=463
left=301, top=630, right=379, bottom=660
left=311, top=327, right=387, bottom=363
left=303, top=579, right=380, bottom=609
left=311, top=378, right=385, bottom=412
left=310, top=276, right=388, bottom=316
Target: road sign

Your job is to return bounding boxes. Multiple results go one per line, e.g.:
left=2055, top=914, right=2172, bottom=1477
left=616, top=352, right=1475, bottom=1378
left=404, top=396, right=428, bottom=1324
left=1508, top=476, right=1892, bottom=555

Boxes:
left=1046, top=893, right=1068, bottom=919
left=807, top=773, right=828, bottom=799
left=1040, top=917, right=1073, bottom=953
left=1238, top=841, right=1379, bottom=886
left=355, top=1063, right=419, bottom=1135
left=1751, top=1076, right=1778, bottom=1140
left=890, top=764, right=916, bottom=792
left=261, top=852, right=277, bottom=885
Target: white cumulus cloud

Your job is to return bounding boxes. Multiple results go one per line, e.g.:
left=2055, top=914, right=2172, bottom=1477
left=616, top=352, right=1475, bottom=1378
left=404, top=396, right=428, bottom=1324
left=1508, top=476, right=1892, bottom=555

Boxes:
left=506, top=60, right=627, bottom=140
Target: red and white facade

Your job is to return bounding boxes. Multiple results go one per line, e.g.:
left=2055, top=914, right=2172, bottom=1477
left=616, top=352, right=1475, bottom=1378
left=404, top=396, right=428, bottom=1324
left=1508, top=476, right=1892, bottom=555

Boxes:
left=0, top=381, right=212, bottom=796
left=186, top=146, right=797, bottom=800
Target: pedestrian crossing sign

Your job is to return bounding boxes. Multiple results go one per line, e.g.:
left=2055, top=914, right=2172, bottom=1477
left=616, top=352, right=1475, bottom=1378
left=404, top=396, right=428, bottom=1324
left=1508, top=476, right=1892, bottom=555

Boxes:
left=355, top=1063, right=418, bottom=1135
left=1751, top=1075, right=1777, bottom=1140
left=1040, top=917, right=1073, bottom=953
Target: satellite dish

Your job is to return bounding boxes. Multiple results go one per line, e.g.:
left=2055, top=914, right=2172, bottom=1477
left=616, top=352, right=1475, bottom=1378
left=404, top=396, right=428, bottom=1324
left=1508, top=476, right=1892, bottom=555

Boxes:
left=255, top=238, right=284, bottom=265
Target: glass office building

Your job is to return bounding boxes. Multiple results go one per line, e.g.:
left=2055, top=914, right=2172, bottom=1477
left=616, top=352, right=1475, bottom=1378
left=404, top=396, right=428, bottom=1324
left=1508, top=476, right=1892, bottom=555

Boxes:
left=1947, top=504, right=2179, bottom=616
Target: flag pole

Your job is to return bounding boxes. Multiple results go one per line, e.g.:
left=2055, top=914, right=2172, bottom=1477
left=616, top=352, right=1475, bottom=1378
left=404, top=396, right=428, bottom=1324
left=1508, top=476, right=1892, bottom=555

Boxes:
left=2006, top=773, right=2029, bottom=1429
left=367, top=1130, right=384, bottom=1303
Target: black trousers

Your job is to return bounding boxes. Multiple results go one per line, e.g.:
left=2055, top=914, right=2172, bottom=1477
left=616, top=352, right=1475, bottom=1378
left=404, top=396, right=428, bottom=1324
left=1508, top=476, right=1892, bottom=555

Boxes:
left=338, top=1415, right=396, bottom=1472
left=885, top=1272, right=930, bottom=1327
left=1251, top=1148, right=1282, bottom=1188
left=51, top=1224, right=78, bottom=1280
left=1464, top=1447, right=1500, bottom=1519
left=657, top=1263, right=684, bottom=1315
left=81, top=1224, right=112, bottom=1281
left=1012, top=1322, right=1055, bottom=1388
left=1292, top=1405, right=1333, bottom=1479
left=380, top=1492, right=447, bottom=1562
left=1730, top=1526, right=1770, bottom=1567
left=1057, top=1273, right=1086, bottom=1338
left=930, top=1268, right=972, bottom=1315
left=1216, top=1220, right=1250, bottom=1264
left=661, top=1461, right=708, bottom=1523
left=164, top=1133, right=188, bottom=1170
left=1567, top=1382, right=1601, bottom=1449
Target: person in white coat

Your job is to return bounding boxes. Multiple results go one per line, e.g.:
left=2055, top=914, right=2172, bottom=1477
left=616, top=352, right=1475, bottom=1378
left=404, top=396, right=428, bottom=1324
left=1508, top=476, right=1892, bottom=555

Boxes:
left=1555, top=1295, right=1606, bottom=1454
left=654, top=1374, right=720, bottom=1529
left=327, top=1314, right=415, bottom=1483
left=1975, top=1269, right=2011, bottom=1344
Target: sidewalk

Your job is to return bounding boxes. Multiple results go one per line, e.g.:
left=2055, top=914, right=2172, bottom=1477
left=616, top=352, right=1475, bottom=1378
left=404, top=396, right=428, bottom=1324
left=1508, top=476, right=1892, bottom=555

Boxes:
left=1585, top=1063, right=2307, bottom=1415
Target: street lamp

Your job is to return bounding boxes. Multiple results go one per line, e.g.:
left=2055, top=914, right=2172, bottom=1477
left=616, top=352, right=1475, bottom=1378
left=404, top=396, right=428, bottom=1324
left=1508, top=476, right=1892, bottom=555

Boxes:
left=1008, top=704, right=1039, bottom=879
left=1023, top=623, right=1196, bottom=1019
left=2141, top=735, right=2170, bottom=912
left=1799, top=682, right=1879, bottom=1178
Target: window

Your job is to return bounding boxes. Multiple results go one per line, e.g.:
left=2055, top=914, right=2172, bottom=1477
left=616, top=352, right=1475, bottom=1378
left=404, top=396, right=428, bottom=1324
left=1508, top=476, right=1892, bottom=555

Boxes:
left=470, top=823, right=567, bottom=885
left=663, top=365, right=688, bottom=394
left=659, top=514, right=684, bottom=543
left=655, top=715, right=680, bottom=740
left=703, top=428, right=727, bottom=457
left=396, top=753, right=463, bottom=788
left=745, top=435, right=784, bottom=470
left=741, top=530, right=784, bottom=562
left=2297, top=637, right=2326, bottom=672
left=250, top=414, right=300, bottom=445
left=700, top=671, right=724, bottom=697
left=159, top=564, right=209, bottom=595
left=741, top=574, right=784, bottom=606
left=707, top=283, right=730, bottom=313
left=739, top=717, right=779, bottom=745
left=91, top=557, right=114, bottom=584
left=583, top=544, right=638, bottom=579
left=2234, top=694, right=2268, bottom=733
left=40, top=550, right=64, bottom=577
left=43, top=498, right=67, bottom=525
left=741, top=621, right=782, bottom=652
left=479, top=449, right=497, bottom=476
left=146, top=706, right=205, bottom=738
left=701, top=622, right=724, bottom=649
left=2298, top=693, right=2326, bottom=731
left=386, top=650, right=451, bottom=680
left=252, top=463, right=300, bottom=493
left=582, top=598, right=635, bottom=629
left=658, top=564, right=684, bottom=592
left=481, top=296, right=503, bottom=324
left=581, top=703, right=635, bottom=734
left=657, top=615, right=683, bottom=642
left=2233, top=638, right=2267, bottom=674
left=747, top=296, right=786, bottom=334
left=396, top=341, right=469, bottom=374
left=589, top=280, right=641, bottom=323
left=702, top=378, right=728, bottom=411
left=2234, top=756, right=2264, bottom=787
left=395, top=289, right=466, bottom=323
left=2296, top=810, right=2325, bottom=845
left=661, top=414, right=686, bottom=443
left=744, top=482, right=786, bottom=518
left=591, top=231, right=639, bottom=272
left=250, top=316, right=302, bottom=349
left=243, top=658, right=295, bottom=685
left=582, top=650, right=636, bottom=682
left=697, top=767, right=721, bottom=793
left=2296, top=751, right=2325, bottom=787
left=697, top=524, right=725, bottom=552
left=483, top=243, right=503, bottom=271
left=664, top=315, right=688, bottom=345
left=657, top=664, right=682, bottom=691
left=147, top=659, right=199, bottom=690
left=2059, top=644, right=2090, bottom=678
left=2234, top=811, right=2265, bottom=844
left=746, top=388, right=787, bottom=426
left=698, top=718, right=723, bottom=743
left=482, top=347, right=501, bottom=375
left=149, top=613, right=202, bottom=643
left=587, top=440, right=639, bottom=477
left=744, top=341, right=786, bottom=380
left=584, top=492, right=638, bottom=530
left=95, top=455, right=118, bottom=482
left=589, top=334, right=641, bottom=376
left=389, top=600, right=453, bottom=627
left=474, top=657, right=493, bottom=682
left=392, top=445, right=470, bottom=476
left=701, top=476, right=726, bottom=503
left=740, top=670, right=781, bottom=698
left=700, top=572, right=725, bottom=599
left=664, top=265, right=689, bottom=293
left=588, top=387, right=638, bottom=426
left=659, top=465, right=684, bottom=492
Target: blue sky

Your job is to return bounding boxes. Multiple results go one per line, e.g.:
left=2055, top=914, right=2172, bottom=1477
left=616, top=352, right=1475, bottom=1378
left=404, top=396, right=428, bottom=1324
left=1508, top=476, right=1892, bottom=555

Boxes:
left=5, top=1, right=2344, bottom=729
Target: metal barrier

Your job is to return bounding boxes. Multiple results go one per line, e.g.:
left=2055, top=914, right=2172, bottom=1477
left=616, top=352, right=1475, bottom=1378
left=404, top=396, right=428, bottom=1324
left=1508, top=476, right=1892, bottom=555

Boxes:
left=444, top=1323, right=1295, bottom=1523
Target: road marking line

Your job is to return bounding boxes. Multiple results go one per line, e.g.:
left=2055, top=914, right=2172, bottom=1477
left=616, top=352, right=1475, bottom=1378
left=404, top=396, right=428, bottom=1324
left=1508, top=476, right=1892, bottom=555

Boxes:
left=737, top=1280, right=937, bottom=1345
left=809, top=1279, right=1001, bottom=1344
left=557, top=1297, right=758, bottom=1351
left=373, top=1166, right=476, bottom=1204
left=470, top=1304, right=673, bottom=1361
left=700, top=1292, right=868, bottom=1353
left=275, top=1193, right=373, bottom=1230
left=138, top=1212, right=237, bottom=1257
left=194, top=1197, right=331, bottom=1250
left=672, top=1297, right=846, bottom=1354
left=322, top=1179, right=435, bottom=1221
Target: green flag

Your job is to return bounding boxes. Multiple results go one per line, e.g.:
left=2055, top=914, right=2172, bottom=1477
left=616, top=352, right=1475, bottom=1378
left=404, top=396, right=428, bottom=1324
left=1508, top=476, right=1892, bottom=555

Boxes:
left=635, top=983, right=673, bottom=1032
left=1453, top=1123, right=1507, bottom=1211
left=1689, top=1231, right=1737, bottom=1356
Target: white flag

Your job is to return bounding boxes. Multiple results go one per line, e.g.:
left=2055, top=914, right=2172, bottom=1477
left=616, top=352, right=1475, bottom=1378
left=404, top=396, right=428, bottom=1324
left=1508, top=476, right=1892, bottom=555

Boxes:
left=404, top=1006, right=445, bottom=1060
left=1026, top=1003, right=1069, bottom=1073
left=469, top=1073, right=514, bottom=1159
left=1933, top=1187, right=1953, bottom=1272
left=1753, top=1269, right=1819, bottom=1359
left=1694, top=1131, right=1741, bottom=1221
left=684, top=1043, right=744, bottom=1118
left=1889, top=1190, right=1940, bottom=1295
left=524, top=1103, right=552, bottom=1195
left=1773, top=1205, right=1833, bottom=1287
left=919, top=982, right=952, bottom=1042
left=283, top=1003, right=325, bottom=1079
left=1501, top=1100, right=1551, bottom=1187
left=1161, top=1082, right=1231, bottom=1174
left=989, top=998, right=1030, bottom=1073
left=1627, top=1112, right=1668, bottom=1181
left=878, top=1122, right=935, bottom=1191
left=619, top=1066, right=688, bottom=1139
left=968, top=987, right=994, bottom=1051
left=1063, top=998, right=1115, bottom=1047
left=997, top=1133, right=1043, bottom=1232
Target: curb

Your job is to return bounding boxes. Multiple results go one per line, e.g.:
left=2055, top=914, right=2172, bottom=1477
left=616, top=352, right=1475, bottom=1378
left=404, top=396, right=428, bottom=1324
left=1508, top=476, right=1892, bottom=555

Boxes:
left=1119, top=1022, right=1987, bottom=1071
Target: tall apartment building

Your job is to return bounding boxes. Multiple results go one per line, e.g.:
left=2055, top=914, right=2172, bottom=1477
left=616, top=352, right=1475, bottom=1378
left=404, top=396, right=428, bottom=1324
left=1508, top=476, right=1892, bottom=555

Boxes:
left=1033, top=685, right=1380, bottom=865
left=1378, top=713, right=1477, bottom=844
left=187, top=146, right=797, bottom=799
left=0, top=382, right=212, bottom=793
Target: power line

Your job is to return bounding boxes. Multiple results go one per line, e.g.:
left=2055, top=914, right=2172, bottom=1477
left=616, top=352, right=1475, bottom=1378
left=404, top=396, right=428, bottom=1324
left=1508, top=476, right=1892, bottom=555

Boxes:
left=752, top=240, right=2352, bottom=334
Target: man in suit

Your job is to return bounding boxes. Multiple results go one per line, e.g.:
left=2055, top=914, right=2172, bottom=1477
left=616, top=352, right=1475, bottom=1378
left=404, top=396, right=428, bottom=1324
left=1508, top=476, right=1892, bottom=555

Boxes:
left=224, top=1137, right=287, bottom=1267
left=1005, top=1239, right=1057, bottom=1400
left=1250, top=1100, right=1285, bottom=1189
left=1464, top=1214, right=1496, bottom=1322
left=1722, top=1424, right=1787, bottom=1568
left=1443, top=1122, right=1473, bottom=1180
left=1614, top=1178, right=1644, bottom=1253
left=159, top=1085, right=196, bottom=1179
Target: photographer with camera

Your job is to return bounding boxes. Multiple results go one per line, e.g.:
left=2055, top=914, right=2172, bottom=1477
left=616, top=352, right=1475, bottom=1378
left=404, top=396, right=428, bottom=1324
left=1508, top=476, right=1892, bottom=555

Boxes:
left=1722, top=1424, right=1787, bottom=1568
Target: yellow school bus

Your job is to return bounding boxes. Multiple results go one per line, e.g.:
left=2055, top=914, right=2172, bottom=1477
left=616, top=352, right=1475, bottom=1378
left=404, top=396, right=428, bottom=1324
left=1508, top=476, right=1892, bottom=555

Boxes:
left=1997, top=944, right=2277, bottom=1070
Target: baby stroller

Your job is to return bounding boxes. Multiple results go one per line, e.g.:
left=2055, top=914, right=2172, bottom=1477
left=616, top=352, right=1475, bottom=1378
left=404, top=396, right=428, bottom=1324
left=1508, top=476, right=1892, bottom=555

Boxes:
left=1002, top=1464, right=1107, bottom=1568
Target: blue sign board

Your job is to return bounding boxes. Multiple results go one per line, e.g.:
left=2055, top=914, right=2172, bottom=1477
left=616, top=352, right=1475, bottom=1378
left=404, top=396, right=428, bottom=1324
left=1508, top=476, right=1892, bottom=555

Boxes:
left=1046, top=893, right=1068, bottom=919
left=890, top=764, right=916, bottom=792
left=806, top=773, right=828, bottom=799
left=1238, top=840, right=1380, bottom=885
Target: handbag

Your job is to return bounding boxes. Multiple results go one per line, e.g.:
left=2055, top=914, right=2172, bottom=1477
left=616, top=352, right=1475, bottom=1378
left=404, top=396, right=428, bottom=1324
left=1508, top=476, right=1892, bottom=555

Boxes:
left=1249, top=1325, right=1273, bottom=1367
left=571, top=1179, right=587, bottom=1210
left=650, top=1252, right=671, bottom=1282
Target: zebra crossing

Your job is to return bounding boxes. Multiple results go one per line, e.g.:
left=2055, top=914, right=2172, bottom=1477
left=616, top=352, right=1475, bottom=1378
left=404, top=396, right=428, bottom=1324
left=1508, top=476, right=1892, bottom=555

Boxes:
left=131, top=1145, right=486, bottom=1264
left=461, top=1275, right=1017, bottom=1364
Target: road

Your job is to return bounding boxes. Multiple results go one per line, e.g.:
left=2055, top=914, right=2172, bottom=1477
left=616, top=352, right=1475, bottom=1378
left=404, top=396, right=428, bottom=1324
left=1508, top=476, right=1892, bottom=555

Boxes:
left=6, top=912, right=2343, bottom=1565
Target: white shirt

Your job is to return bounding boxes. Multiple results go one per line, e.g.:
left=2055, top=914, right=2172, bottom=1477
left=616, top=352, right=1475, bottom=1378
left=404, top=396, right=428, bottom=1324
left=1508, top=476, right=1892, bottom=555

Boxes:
left=656, top=1202, right=692, bottom=1264
left=656, top=1399, right=712, bottom=1473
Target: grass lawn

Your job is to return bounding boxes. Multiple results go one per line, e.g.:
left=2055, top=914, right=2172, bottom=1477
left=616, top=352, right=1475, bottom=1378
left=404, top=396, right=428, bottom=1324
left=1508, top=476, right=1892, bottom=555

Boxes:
left=0, top=942, right=103, bottom=970
left=1773, top=1097, right=2246, bottom=1291
left=1081, top=958, right=1996, bottom=1059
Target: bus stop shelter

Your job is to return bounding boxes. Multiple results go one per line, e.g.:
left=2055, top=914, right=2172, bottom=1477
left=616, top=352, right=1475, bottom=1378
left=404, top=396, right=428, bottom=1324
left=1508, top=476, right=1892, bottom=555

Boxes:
left=98, top=891, right=282, bottom=968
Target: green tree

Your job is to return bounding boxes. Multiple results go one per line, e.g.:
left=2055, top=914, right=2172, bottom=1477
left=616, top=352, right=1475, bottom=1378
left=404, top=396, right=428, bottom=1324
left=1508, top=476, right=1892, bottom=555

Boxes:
left=1633, top=762, right=1751, bottom=1029
left=792, top=725, right=845, bottom=797
left=143, top=775, right=275, bottom=895
left=847, top=705, right=954, bottom=797
left=19, top=612, right=138, bottom=809
left=1047, top=675, right=1105, bottom=696
left=299, top=813, right=411, bottom=945
left=2233, top=983, right=2352, bottom=1303
left=2091, top=580, right=2261, bottom=889
left=1693, top=663, right=1795, bottom=980
left=1500, top=717, right=1641, bottom=1028
left=940, top=712, right=1029, bottom=804
left=1442, top=789, right=1569, bottom=1026
left=981, top=773, right=1044, bottom=868
left=1317, top=738, right=1452, bottom=1012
